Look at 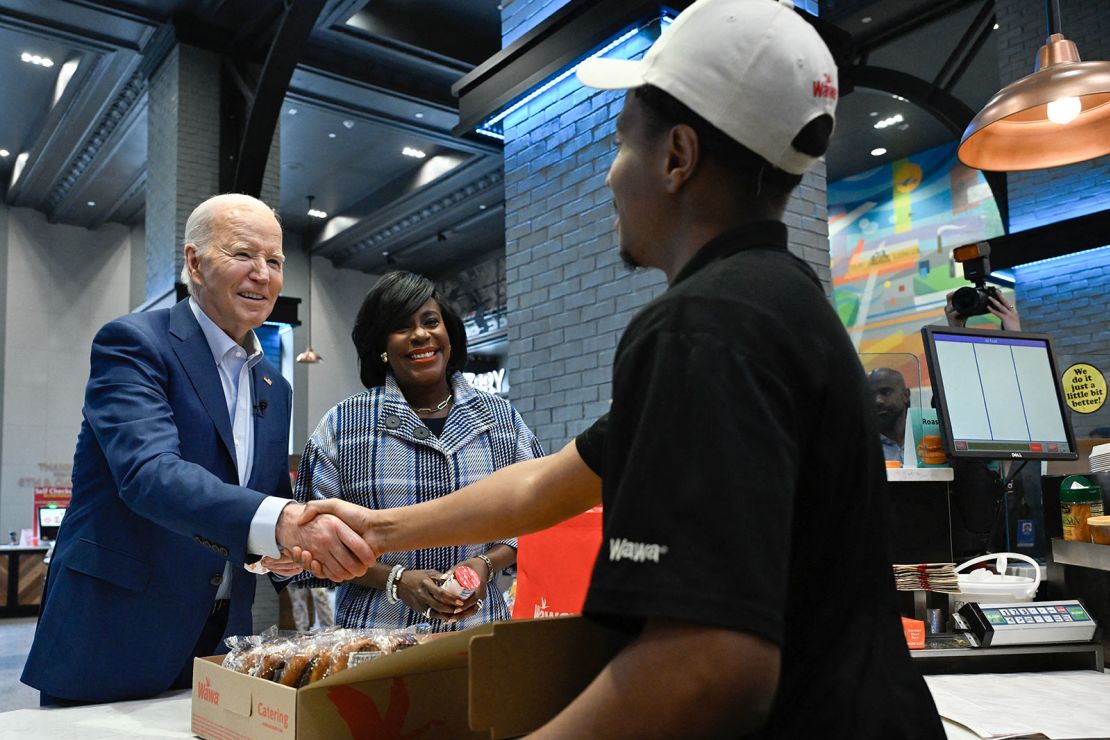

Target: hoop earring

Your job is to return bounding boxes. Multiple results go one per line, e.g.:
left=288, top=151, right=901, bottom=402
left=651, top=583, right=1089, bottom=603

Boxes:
left=380, top=352, right=388, bottom=363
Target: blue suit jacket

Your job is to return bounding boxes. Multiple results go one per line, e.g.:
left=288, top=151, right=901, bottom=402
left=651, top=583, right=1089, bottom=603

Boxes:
left=22, top=299, right=293, bottom=702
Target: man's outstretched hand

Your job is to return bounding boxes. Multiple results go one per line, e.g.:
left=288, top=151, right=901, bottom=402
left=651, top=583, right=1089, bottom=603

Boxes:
left=276, top=502, right=376, bottom=581
left=293, top=499, right=380, bottom=579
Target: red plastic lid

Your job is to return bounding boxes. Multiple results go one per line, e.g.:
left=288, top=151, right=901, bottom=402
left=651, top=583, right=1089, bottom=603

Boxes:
left=454, top=564, right=481, bottom=590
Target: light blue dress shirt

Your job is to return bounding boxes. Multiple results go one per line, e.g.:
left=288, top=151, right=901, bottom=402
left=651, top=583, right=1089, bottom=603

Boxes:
left=189, top=299, right=289, bottom=599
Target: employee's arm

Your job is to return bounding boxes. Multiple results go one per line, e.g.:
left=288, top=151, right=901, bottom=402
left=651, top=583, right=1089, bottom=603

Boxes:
left=534, top=620, right=780, bottom=739
left=298, top=440, right=600, bottom=558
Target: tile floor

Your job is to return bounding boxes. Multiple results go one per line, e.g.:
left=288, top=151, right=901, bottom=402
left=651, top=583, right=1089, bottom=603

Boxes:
left=0, top=617, right=41, bottom=712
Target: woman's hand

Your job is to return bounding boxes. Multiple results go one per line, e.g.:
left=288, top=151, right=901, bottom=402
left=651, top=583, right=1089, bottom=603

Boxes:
left=443, top=559, right=492, bottom=620
left=396, top=569, right=465, bottom=622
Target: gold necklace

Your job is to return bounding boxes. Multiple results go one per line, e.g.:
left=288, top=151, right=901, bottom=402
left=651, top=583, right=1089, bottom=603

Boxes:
left=410, top=394, right=452, bottom=414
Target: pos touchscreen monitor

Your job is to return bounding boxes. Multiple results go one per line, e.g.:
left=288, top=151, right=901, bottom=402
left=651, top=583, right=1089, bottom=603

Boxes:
left=920, top=325, right=1078, bottom=461
left=37, top=505, right=67, bottom=541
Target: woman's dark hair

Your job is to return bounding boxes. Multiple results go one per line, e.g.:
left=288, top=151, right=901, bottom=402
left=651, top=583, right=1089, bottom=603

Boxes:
left=351, top=270, right=468, bottom=388
left=632, top=84, right=833, bottom=197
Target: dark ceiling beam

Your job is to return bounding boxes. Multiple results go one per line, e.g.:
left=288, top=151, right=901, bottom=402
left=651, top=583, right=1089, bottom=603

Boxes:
left=450, top=0, right=852, bottom=136
left=285, top=81, right=501, bottom=157
left=97, top=167, right=147, bottom=230
left=7, top=50, right=145, bottom=206
left=452, top=0, right=682, bottom=137
left=300, top=33, right=464, bottom=111
left=317, top=155, right=503, bottom=266
left=224, top=0, right=327, bottom=196
left=932, top=0, right=995, bottom=93
left=334, top=21, right=474, bottom=74
left=988, top=209, right=1110, bottom=270
left=0, top=1, right=156, bottom=52
left=45, top=84, right=147, bottom=222
left=845, top=64, right=1008, bottom=231
left=318, top=0, right=366, bottom=29
left=853, top=0, right=979, bottom=59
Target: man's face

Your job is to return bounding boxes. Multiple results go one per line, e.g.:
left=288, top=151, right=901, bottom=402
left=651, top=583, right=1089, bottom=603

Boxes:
left=384, top=298, right=452, bottom=394
left=606, top=92, right=668, bottom=270
left=186, top=203, right=284, bottom=344
left=869, top=369, right=910, bottom=429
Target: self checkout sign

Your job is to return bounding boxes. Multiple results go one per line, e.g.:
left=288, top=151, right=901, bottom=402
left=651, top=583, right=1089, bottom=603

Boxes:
left=1061, top=363, right=1106, bottom=414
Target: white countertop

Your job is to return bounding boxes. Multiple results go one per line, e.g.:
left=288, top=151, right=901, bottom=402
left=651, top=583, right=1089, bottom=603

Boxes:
left=0, top=691, right=193, bottom=739
left=887, top=467, right=955, bottom=482
left=0, top=686, right=1000, bottom=739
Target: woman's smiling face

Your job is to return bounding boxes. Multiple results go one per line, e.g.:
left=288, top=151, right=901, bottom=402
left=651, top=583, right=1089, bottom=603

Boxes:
left=384, top=298, right=452, bottom=393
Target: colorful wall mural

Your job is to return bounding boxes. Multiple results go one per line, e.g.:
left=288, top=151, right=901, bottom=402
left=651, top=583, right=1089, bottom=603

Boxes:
left=829, top=141, right=1007, bottom=388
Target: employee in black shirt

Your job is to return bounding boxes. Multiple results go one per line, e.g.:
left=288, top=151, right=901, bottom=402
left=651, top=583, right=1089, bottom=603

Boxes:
left=296, top=0, right=943, bottom=736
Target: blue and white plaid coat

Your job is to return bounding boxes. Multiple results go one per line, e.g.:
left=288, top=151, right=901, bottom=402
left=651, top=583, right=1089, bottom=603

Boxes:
left=291, top=371, right=543, bottom=631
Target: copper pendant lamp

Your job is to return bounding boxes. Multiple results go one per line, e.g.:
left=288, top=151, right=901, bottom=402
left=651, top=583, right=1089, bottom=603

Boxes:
left=296, top=197, right=322, bottom=364
left=957, top=0, right=1110, bottom=171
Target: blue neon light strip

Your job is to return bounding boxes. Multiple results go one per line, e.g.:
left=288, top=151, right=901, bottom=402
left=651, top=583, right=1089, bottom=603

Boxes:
left=1010, top=243, right=1110, bottom=270
left=475, top=13, right=675, bottom=140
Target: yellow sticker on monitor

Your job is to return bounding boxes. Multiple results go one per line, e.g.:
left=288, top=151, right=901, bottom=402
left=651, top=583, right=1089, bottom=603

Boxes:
left=1062, top=363, right=1106, bottom=414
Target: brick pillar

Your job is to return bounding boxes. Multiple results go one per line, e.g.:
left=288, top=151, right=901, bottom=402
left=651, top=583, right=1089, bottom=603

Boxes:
left=146, top=44, right=281, bottom=302
left=500, top=4, right=831, bottom=451
left=145, top=43, right=282, bottom=629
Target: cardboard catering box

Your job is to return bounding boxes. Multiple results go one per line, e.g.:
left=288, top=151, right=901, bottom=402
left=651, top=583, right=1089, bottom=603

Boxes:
left=192, top=615, right=624, bottom=740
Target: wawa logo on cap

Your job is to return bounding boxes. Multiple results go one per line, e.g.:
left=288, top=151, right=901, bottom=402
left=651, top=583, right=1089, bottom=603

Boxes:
left=196, top=676, right=219, bottom=706
left=813, top=73, right=837, bottom=100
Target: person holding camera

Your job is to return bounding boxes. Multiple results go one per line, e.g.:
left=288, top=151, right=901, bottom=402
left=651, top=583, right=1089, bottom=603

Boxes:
left=944, top=289, right=1021, bottom=330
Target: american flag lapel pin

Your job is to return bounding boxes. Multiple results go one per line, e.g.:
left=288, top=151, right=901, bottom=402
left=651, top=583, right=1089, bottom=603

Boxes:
left=263, top=376, right=272, bottom=386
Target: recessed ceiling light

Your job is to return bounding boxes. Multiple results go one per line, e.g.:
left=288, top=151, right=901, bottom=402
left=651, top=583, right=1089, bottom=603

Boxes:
left=479, top=204, right=487, bottom=210
left=869, top=111, right=878, bottom=117
left=993, top=23, right=999, bottom=30
left=307, top=208, right=328, bottom=219
left=874, top=113, right=904, bottom=129
left=871, top=147, right=888, bottom=157
left=0, top=149, right=9, bottom=157
left=287, top=107, right=298, bottom=115
left=402, top=146, right=427, bottom=159
left=328, top=132, right=336, bottom=138
left=414, top=112, right=425, bottom=119
left=861, top=16, right=872, bottom=23
left=87, top=201, right=96, bottom=206
left=20, top=52, right=54, bottom=67
left=342, top=119, right=354, bottom=129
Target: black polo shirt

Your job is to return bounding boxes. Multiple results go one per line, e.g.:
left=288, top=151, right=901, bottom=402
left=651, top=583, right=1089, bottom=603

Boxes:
left=576, top=221, right=942, bottom=738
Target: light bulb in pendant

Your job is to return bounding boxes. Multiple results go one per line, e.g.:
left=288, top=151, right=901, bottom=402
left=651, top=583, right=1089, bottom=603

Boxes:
left=1046, top=96, right=1081, bottom=125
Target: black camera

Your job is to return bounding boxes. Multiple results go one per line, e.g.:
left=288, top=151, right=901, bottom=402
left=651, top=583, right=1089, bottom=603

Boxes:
left=951, top=242, right=1001, bottom=317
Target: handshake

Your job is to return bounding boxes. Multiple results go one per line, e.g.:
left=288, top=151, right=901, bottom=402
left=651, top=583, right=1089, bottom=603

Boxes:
left=263, top=500, right=380, bottom=582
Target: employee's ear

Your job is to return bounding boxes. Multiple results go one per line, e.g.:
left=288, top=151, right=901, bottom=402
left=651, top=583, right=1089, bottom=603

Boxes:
left=663, top=124, right=699, bottom=193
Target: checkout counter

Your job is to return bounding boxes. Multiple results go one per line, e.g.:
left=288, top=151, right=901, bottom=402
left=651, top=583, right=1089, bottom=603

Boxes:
left=0, top=544, right=50, bottom=618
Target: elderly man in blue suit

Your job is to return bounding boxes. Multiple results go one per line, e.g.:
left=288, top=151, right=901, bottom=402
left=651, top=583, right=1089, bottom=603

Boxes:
left=22, top=193, right=375, bottom=704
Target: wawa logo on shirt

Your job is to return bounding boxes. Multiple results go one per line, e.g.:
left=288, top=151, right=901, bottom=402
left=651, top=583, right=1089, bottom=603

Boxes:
left=534, top=597, right=574, bottom=619
left=608, top=538, right=667, bottom=563
left=813, top=73, right=837, bottom=100
left=196, top=677, right=219, bottom=706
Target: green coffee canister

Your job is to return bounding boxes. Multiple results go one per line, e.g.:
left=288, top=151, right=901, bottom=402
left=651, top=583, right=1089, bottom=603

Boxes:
left=1060, top=475, right=1104, bottom=542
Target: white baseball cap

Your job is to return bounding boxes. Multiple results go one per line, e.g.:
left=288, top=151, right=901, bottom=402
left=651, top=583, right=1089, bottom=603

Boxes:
left=576, top=0, right=837, bottom=175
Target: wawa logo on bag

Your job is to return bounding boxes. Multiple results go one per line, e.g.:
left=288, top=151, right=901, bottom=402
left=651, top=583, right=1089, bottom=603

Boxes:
left=196, top=677, right=219, bottom=706
left=533, top=597, right=573, bottom=619
left=813, top=73, right=837, bottom=100
left=608, top=538, right=667, bottom=563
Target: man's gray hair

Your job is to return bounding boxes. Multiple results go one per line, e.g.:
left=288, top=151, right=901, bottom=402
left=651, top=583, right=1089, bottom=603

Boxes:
left=180, top=193, right=278, bottom=297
